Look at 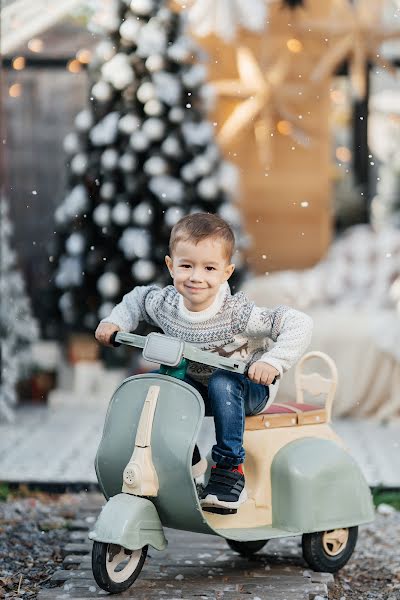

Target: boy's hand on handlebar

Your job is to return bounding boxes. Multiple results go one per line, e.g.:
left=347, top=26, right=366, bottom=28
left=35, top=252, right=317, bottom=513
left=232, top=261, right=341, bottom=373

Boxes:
left=247, top=361, right=280, bottom=386
left=95, top=323, right=121, bottom=347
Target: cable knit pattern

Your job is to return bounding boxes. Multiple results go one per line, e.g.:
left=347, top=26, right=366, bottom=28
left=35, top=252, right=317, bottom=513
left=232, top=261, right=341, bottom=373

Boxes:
left=101, top=282, right=313, bottom=387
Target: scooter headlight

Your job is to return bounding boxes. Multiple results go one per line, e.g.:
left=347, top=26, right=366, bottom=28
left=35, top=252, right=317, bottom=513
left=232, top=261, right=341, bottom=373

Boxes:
left=142, top=332, right=184, bottom=367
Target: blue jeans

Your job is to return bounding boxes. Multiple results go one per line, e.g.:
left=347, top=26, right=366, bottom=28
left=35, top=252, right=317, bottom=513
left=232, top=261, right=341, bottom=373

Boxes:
left=184, top=369, right=269, bottom=468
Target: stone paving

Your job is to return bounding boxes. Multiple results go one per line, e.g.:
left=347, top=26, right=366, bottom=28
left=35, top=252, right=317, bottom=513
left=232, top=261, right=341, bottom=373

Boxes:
left=38, top=496, right=334, bottom=600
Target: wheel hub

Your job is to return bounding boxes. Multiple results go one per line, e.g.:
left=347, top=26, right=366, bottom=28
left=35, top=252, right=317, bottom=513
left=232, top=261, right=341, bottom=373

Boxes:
left=322, top=528, right=349, bottom=556
left=105, top=544, right=142, bottom=583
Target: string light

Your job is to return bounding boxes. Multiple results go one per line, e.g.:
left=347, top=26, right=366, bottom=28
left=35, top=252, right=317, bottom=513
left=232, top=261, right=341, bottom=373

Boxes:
left=336, top=146, right=352, bottom=162
left=67, top=59, right=82, bottom=73
left=9, top=83, right=22, bottom=97
left=76, top=49, right=92, bottom=64
left=12, top=56, right=25, bottom=70
left=277, top=120, right=292, bottom=135
left=27, top=38, right=43, bottom=52
left=287, top=38, right=303, bottom=53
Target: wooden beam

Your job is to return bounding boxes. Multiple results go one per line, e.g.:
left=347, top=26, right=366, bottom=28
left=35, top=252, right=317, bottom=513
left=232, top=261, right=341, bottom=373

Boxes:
left=1, top=0, right=83, bottom=55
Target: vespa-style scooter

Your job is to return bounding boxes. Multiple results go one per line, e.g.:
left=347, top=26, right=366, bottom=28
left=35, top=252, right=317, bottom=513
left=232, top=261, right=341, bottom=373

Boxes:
left=89, top=331, right=374, bottom=594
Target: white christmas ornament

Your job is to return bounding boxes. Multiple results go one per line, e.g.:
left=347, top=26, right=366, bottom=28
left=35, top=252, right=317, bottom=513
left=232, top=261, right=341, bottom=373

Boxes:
left=101, top=148, right=119, bottom=170
left=165, top=206, right=184, bottom=227
left=183, top=0, right=267, bottom=42
left=167, top=38, right=191, bottom=63
left=97, top=272, right=120, bottom=298
left=153, top=72, right=182, bottom=105
left=149, top=175, right=184, bottom=204
left=55, top=257, right=82, bottom=288
left=130, top=0, right=154, bottom=16
left=70, top=153, right=88, bottom=175
left=136, top=19, right=167, bottom=57
left=59, top=292, right=73, bottom=312
left=120, top=17, right=142, bottom=42
left=144, top=156, right=168, bottom=176
left=93, top=203, right=111, bottom=226
left=218, top=202, right=241, bottom=227
left=169, top=107, right=185, bottom=123
left=54, top=205, right=67, bottom=225
left=102, top=53, right=134, bottom=90
left=98, top=302, right=115, bottom=320
left=142, top=118, right=165, bottom=141
left=144, top=99, right=163, bottom=116
left=90, top=112, right=119, bottom=146
left=182, top=121, right=213, bottom=146
left=63, top=132, right=80, bottom=154
left=161, top=136, right=181, bottom=157
left=145, top=54, right=164, bottom=72
left=182, top=64, right=207, bottom=88
left=75, top=110, right=93, bottom=131
left=95, top=40, right=116, bottom=62
left=132, top=201, right=153, bottom=225
left=100, top=181, right=116, bottom=201
left=136, top=81, right=156, bottom=103
left=118, top=114, right=141, bottom=135
left=66, top=232, right=85, bottom=255
left=181, top=163, right=197, bottom=183
left=65, top=185, right=88, bottom=217
left=119, top=228, right=151, bottom=259
left=132, top=259, right=156, bottom=282
left=192, top=155, right=212, bottom=176
left=119, top=153, right=137, bottom=172
left=112, top=202, right=131, bottom=225
left=91, top=80, right=113, bottom=102
left=197, top=177, right=218, bottom=199
left=219, top=161, right=240, bottom=197
left=130, top=130, right=149, bottom=151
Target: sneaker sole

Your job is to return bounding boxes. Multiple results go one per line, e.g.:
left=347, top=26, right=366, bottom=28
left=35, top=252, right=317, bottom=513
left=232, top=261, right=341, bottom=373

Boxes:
left=200, top=488, right=248, bottom=510
left=191, top=457, right=208, bottom=479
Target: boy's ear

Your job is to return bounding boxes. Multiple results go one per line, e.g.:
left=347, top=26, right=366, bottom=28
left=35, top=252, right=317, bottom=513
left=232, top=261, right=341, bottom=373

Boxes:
left=224, top=263, right=235, bottom=281
left=165, top=255, right=174, bottom=278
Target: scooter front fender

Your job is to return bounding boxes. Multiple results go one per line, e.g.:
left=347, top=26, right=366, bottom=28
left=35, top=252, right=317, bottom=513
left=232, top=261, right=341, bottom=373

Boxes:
left=88, top=493, right=167, bottom=551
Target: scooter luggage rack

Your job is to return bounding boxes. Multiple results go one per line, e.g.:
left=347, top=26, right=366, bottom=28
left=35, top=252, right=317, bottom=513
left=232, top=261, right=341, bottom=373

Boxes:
left=115, top=331, right=247, bottom=374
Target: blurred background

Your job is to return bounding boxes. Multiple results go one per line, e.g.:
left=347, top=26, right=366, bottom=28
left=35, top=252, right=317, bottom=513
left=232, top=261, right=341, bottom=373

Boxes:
left=1, top=0, right=399, bottom=490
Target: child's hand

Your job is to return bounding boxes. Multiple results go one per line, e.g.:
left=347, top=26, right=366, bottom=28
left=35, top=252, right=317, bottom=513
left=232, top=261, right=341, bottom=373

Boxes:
left=247, top=361, right=280, bottom=386
left=95, top=323, right=121, bottom=346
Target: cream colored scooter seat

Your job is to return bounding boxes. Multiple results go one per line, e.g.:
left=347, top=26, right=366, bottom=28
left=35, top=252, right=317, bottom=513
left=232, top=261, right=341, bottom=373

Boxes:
left=246, top=351, right=338, bottom=431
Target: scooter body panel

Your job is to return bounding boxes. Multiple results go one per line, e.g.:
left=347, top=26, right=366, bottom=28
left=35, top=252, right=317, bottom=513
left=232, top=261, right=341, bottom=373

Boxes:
left=95, top=373, right=215, bottom=535
left=271, top=437, right=375, bottom=533
left=88, top=493, right=167, bottom=551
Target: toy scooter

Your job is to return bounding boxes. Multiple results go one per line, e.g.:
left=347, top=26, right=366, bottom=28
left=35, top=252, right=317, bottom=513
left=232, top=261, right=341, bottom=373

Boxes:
left=89, top=331, right=374, bottom=594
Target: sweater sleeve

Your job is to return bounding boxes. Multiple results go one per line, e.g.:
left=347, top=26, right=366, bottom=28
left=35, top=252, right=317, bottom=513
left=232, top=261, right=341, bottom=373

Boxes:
left=100, top=284, right=162, bottom=331
left=245, top=305, right=313, bottom=375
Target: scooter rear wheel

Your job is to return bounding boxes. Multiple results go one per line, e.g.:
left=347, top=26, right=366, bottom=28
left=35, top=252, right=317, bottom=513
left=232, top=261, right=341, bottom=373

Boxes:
left=302, top=526, right=358, bottom=573
left=92, top=541, right=147, bottom=594
left=226, top=539, right=268, bottom=556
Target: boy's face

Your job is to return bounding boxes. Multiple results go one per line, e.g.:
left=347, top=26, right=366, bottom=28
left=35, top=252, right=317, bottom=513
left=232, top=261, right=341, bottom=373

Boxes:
left=165, top=238, right=235, bottom=312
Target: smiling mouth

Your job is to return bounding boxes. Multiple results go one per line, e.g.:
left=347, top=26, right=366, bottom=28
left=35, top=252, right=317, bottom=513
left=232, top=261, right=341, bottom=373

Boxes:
left=186, top=286, right=205, bottom=291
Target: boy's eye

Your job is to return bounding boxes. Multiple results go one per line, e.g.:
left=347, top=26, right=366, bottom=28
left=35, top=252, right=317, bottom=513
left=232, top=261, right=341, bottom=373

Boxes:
left=205, top=266, right=216, bottom=271
left=181, top=264, right=191, bottom=268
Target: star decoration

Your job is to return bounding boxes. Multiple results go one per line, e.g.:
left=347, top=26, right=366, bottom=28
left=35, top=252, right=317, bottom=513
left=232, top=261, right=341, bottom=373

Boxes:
left=297, top=0, right=400, bottom=100
left=213, top=46, right=310, bottom=165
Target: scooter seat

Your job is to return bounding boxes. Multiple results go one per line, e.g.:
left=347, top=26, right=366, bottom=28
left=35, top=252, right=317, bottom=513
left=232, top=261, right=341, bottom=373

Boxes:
left=245, top=402, right=327, bottom=430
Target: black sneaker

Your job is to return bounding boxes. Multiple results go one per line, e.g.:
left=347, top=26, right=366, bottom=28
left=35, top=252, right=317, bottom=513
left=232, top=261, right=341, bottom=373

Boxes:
left=200, top=466, right=247, bottom=514
left=191, top=444, right=207, bottom=479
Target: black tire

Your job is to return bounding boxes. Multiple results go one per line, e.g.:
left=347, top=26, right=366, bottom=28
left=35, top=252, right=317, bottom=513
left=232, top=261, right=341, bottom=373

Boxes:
left=302, top=526, right=358, bottom=573
left=226, top=538, right=268, bottom=556
left=92, top=541, right=147, bottom=594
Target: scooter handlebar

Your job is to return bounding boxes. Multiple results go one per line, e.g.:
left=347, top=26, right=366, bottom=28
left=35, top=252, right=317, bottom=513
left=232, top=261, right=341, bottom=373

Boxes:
left=112, top=331, right=279, bottom=383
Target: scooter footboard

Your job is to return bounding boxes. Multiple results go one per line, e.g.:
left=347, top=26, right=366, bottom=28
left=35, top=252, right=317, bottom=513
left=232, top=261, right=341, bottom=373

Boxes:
left=88, top=493, right=167, bottom=551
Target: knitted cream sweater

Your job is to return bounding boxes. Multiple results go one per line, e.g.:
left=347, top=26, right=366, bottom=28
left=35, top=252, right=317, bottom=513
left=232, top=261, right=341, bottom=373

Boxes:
left=101, top=282, right=313, bottom=403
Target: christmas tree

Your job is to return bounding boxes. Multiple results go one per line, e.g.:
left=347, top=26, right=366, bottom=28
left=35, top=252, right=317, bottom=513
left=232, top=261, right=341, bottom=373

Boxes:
left=51, top=0, right=244, bottom=334
left=0, top=198, right=39, bottom=422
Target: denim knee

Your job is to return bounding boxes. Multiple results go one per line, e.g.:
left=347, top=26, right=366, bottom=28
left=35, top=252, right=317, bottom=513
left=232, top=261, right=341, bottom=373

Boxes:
left=208, top=369, right=244, bottom=397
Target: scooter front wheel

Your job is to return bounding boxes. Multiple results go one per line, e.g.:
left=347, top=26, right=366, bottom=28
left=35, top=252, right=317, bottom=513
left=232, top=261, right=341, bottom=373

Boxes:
left=302, top=526, right=358, bottom=573
left=92, top=541, right=147, bottom=594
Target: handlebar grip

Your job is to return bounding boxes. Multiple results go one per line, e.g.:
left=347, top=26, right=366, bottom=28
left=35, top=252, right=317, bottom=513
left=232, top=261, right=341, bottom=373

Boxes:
left=110, top=331, right=121, bottom=347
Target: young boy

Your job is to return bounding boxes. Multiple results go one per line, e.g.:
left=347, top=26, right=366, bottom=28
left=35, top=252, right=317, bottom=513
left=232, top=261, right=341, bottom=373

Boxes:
left=95, top=213, right=313, bottom=512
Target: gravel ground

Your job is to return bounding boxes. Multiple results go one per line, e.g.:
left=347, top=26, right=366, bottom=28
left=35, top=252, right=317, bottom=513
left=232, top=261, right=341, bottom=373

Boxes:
left=0, top=492, right=399, bottom=600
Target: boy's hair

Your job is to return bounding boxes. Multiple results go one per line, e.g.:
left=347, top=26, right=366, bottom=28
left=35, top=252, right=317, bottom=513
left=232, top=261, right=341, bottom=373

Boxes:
left=169, top=213, right=235, bottom=261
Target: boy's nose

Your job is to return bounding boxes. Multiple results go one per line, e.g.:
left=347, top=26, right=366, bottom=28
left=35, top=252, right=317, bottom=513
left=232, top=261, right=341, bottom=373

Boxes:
left=189, top=270, right=203, bottom=281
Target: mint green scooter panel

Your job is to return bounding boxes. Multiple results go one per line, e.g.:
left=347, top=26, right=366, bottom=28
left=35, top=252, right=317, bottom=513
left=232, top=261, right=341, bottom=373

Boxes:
left=271, top=438, right=375, bottom=533
left=88, top=493, right=167, bottom=551
left=95, top=374, right=214, bottom=535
